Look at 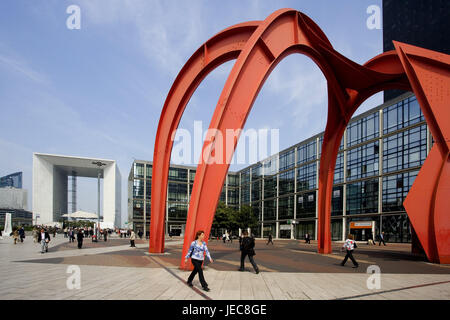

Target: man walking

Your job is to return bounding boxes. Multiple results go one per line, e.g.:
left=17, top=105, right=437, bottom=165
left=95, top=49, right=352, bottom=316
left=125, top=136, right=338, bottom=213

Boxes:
left=130, top=230, right=136, bottom=247
left=19, top=226, right=25, bottom=243
left=379, top=232, right=387, bottom=246
left=77, top=228, right=84, bottom=249
left=238, top=230, right=259, bottom=274
left=37, top=228, right=50, bottom=253
left=305, top=233, right=311, bottom=244
left=266, top=233, right=274, bottom=245
left=340, top=234, right=359, bottom=268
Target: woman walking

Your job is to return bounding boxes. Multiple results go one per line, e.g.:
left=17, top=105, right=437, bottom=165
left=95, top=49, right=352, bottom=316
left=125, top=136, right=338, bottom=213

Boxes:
left=185, top=230, right=214, bottom=292
left=340, top=234, right=359, bottom=268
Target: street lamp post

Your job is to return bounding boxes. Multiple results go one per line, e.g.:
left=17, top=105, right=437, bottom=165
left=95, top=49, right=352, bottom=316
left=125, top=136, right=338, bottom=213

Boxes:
left=92, top=161, right=107, bottom=239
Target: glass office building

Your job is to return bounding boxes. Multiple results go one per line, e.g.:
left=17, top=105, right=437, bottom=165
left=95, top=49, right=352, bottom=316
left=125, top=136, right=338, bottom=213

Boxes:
left=0, top=172, right=23, bottom=189
left=128, top=161, right=239, bottom=237
left=129, top=92, right=429, bottom=243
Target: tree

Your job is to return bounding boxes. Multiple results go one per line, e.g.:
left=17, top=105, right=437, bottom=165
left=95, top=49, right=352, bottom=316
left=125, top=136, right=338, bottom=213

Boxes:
left=235, top=205, right=259, bottom=232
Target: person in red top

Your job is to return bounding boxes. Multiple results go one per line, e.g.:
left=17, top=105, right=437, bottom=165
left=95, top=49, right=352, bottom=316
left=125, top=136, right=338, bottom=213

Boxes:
left=340, top=234, right=359, bottom=268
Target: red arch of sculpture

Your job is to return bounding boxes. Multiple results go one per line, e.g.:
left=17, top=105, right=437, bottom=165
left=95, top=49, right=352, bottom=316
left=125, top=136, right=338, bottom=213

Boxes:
left=149, top=8, right=450, bottom=267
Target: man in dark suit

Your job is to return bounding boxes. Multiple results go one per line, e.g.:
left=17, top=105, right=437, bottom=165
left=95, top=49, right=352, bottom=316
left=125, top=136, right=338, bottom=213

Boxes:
left=77, top=228, right=84, bottom=249
left=238, top=230, right=259, bottom=274
left=37, top=228, right=51, bottom=253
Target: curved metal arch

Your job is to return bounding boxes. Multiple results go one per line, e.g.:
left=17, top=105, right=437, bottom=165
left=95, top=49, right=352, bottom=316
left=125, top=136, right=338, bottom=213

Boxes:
left=179, top=8, right=417, bottom=268
left=149, top=21, right=261, bottom=253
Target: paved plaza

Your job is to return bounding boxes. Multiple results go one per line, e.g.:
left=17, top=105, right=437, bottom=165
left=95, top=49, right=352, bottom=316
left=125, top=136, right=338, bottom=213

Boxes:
left=1, top=235, right=449, bottom=300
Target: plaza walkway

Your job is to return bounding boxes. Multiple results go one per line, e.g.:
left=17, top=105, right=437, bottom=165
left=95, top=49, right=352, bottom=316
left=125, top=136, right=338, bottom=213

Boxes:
left=0, top=235, right=449, bottom=300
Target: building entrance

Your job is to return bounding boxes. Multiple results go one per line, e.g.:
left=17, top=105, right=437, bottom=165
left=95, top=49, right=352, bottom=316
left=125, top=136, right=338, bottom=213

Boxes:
left=349, top=221, right=374, bottom=241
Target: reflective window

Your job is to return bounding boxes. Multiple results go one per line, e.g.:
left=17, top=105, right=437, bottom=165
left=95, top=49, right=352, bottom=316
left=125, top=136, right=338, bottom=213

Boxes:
left=279, top=149, right=295, bottom=171
left=346, top=179, right=379, bottom=215
left=134, top=163, right=144, bottom=178
left=331, top=186, right=343, bottom=216
left=278, top=196, right=294, bottom=220
left=296, top=163, right=316, bottom=192
left=189, top=170, right=196, bottom=183
left=347, top=112, right=379, bottom=147
left=168, top=168, right=188, bottom=182
left=383, top=125, right=427, bottom=173
left=133, top=179, right=144, bottom=199
left=240, top=183, right=250, bottom=204
left=296, top=192, right=316, bottom=218
left=279, top=169, right=294, bottom=196
left=382, top=170, right=418, bottom=212
left=334, top=152, right=344, bottom=184
left=381, top=214, right=411, bottom=243
left=168, top=203, right=188, bottom=220
left=297, top=140, right=316, bottom=164
left=264, top=175, right=277, bottom=199
left=383, top=96, right=424, bottom=134
left=227, top=174, right=239, bottom=187
left=168, top=183, right=188, bottom=202
left=227, top=188, right=239, bottom=205
left=251, top=163, right=263, bottom=180
left=347, top=141, right=379, bottom=181
left=263, top=155, right=278, bottom=176
left=251, top=180, right=262, bottom=202
left=241, top=168, right=251, bottom=184
left=263, top=199, right=276, bottom=220
left=145, top=164, right=152, bottom=178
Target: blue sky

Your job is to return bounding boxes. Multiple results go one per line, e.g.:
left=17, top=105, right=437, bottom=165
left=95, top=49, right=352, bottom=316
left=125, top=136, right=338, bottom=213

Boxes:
left=0, top=0, right=384, bottom=225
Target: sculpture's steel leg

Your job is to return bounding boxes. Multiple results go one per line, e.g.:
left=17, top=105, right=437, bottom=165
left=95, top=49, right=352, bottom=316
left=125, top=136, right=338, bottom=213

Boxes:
left=149, top=22, right=260, bottom=254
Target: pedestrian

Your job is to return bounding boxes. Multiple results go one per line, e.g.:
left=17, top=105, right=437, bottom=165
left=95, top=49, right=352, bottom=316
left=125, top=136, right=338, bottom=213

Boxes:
left=53, top=227, right=57, bottom=238
left=185, top=230, right=213, bottom=292
left=138, top=230, right=143, bottom=240
left=305, top=233, right=311, bottom=244
left=12, top=228, right=19, bottom=244
left=379, top=231, right=387, bottom=246
left=130, top=230, right=136, bottom=247
left=32, top=227, right=37, bottom=243
left=368, top=233, right=375, bottom=245
left=77, top=229, right=83, bottom=249
left=103, top=229, right=108, bottom=242
left=238, top=230, right=259, bottom=274
left=340, top=234, right=359, bottom=268
left=229, top=231, right=233, bottom=244
left=225, top=231, right=230, bottom=243
left=266, top=233, right=273, bottom=245
left=0, top=228, right=3, bottom=240
left=37, top=228, right=51, bottom=253
left=19, top=226, right=25, bottom=243
left=64, top=227, right=68, bottom=238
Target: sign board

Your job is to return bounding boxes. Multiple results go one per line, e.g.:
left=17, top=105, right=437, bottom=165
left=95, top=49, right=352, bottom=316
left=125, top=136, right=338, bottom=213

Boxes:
left=280, top=224, right=291, bottom=230
left=350, top=221, right=373, bottom=229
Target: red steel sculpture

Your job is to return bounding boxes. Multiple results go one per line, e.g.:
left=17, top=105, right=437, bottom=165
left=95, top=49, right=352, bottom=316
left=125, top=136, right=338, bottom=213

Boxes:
left=149, top=9, right=450, bottom=267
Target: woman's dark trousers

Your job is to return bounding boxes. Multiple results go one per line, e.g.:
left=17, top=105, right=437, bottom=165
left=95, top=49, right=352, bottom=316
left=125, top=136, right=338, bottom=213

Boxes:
left=341, top=250, right=358, bottom=266
left=188, top=258, right=208, bottom=288
left=240, top=252, right=259, bottom=272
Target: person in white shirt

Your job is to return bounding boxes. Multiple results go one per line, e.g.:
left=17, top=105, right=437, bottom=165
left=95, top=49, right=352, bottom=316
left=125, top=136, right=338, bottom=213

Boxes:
left=340, top=234, right=359, bottom=268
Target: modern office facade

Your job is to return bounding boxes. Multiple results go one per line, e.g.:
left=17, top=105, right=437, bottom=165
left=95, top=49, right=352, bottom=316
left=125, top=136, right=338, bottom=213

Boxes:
left=128, top=160, right=239, bottom=237
left=382, top=0, right=450, bottom=102
left=129, top=92, right=428, bottom=243
left=0, top=172, right=23, bottom=189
